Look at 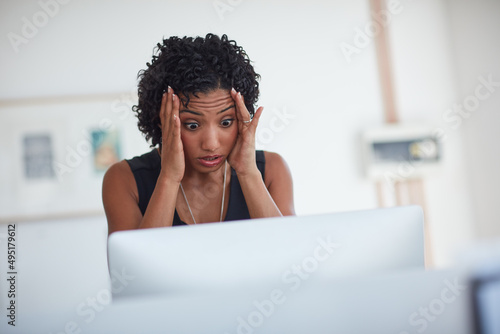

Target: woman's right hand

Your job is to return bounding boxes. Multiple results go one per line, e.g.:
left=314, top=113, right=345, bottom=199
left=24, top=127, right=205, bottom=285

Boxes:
left=159, top=86, right=184, bottom=183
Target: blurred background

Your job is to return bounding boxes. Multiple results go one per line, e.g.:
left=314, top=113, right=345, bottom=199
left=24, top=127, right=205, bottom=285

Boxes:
left=0, top=0, right=499, bottom=324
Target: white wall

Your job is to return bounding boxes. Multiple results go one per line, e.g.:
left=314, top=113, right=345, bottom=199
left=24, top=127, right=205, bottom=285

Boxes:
left=445, top=0, right=500, bottom=239
left=386, top=0, right=478, bottom=266
left=385, top=0, right=500, bottom=263
left=0, top=97, right=149, bottom=217
left=0, top=0, right=498, bottom=320
left=0, top=0, right=383, bottom=217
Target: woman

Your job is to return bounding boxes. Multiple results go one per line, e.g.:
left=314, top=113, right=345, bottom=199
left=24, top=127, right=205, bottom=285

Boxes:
left=102, top=34, right=294, bottom=235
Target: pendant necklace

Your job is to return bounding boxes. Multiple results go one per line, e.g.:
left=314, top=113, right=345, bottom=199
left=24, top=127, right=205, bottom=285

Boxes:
left=179, top=161, right=227, bottom=224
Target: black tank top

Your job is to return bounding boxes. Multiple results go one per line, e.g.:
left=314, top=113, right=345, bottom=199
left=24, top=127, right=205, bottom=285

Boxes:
left=125, top=149, right=266, bottom=226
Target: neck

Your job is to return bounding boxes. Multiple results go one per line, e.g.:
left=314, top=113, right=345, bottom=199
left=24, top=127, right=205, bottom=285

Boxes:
left=180, top=160, right=228, bottom=224
left=182, top=161, right=228, bottom=187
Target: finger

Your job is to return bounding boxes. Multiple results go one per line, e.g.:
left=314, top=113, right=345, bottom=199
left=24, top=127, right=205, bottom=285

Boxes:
left=166, top=87, right=178, bottom=136
left=230, top=89, right=243, bottom=132
left=172, top=93, right=181, bottom=139
left=230, top=88, right=240, bottom=121
left=231, top=88, right=251, bottom=123
left=237, top=92, right=251, bottom=122
left=250, top=106, right=264, bottom=129
left=230, top=87, right=239, bottom=103
left=159, top=91, right=167, bottom=128
left=159, top=92, right=170, bottom=148
left=165, top=86, right=173, bottom=120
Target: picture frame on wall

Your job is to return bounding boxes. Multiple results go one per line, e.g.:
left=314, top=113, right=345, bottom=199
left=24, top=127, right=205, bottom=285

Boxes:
left=0, top=95, right=147, bottom=221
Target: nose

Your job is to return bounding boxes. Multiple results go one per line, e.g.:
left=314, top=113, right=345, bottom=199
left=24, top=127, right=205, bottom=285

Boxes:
left=200, top=126, right=220, bottom=152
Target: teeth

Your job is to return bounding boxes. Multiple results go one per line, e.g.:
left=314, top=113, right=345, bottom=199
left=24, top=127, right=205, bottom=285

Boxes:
left=205, top=157, right=217, bottom=161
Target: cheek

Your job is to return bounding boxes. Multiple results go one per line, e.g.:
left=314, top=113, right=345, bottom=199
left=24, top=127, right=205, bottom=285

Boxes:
left=226, top=127, right=238, bottom=146
left=180, top=131, right=196, bottom=154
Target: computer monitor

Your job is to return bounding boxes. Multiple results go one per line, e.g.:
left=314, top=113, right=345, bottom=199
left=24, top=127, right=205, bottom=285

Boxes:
left=108, top=205, right=424, bottom=300
left=471, top=259, right=500, bottom=334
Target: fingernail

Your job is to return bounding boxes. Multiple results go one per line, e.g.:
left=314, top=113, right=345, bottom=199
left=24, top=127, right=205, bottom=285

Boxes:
left=168, top=86, right=172, bottom=93
left=237, top=92, right=241, bottom=97
left=172, top=94, right=176, bottom=101
left=231, top=87, right=236, bottom=94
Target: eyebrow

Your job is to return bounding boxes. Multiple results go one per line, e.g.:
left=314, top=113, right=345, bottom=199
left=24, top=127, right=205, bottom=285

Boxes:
left=179, top=105, right=235, bottom=116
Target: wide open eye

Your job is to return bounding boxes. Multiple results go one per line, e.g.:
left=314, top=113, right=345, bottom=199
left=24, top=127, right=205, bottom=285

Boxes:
left=184, top=122, right=199, bottom=131
left=220, top=118, right=234, bottom=128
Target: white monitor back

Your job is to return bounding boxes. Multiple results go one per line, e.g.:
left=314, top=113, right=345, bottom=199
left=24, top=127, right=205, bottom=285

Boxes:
left=108, top=205, right=424, bottom=299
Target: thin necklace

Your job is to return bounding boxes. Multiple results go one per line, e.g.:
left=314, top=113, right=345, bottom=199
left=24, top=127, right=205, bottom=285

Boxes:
left=179, top=161, right=227, bottom=224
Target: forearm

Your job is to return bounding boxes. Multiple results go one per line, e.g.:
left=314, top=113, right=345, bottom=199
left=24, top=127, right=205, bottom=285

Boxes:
left=138, top=176, right=179, bottom=229
left=238, top=169, right=282, bottom=219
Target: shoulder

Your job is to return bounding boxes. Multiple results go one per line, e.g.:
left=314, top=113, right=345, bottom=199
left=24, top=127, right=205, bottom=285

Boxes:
left=262, top=151, right=286, bottom=166
left=262, top=151, right=292, bottom=186
left=126, top=149, right=160, bottom=171
left=102, top=159, right=145, bottom=235
left=102, top=160, right=137, bottom=202
left=104, top=160, right=133, bottom=182
left=261, top=151, right=295, bottom=215
left=253, top=150, right=287, bottom=166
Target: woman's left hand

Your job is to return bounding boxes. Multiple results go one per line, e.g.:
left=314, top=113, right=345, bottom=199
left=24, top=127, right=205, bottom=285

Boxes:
left=227, top=88, right=264, bottom=176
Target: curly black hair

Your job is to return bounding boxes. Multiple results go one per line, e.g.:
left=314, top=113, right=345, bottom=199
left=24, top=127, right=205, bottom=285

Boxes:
left=132, top=33, right=260, bottom=147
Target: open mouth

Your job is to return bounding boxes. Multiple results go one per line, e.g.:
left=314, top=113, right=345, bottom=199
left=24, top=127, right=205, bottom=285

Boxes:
left=198, top=155, right=224, bottom=167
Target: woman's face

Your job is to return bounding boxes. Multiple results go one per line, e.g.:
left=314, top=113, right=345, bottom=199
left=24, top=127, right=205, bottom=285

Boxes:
left=179, top=89, right=237, bottom=174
